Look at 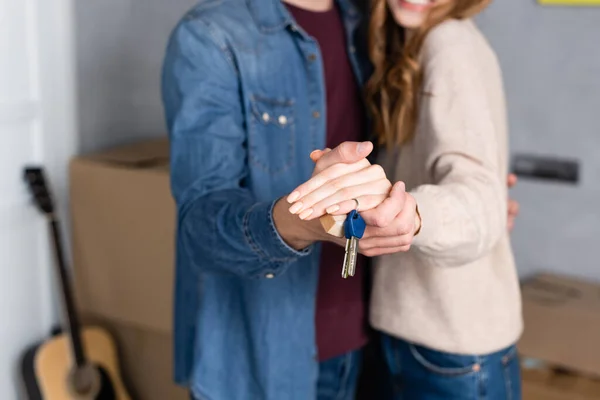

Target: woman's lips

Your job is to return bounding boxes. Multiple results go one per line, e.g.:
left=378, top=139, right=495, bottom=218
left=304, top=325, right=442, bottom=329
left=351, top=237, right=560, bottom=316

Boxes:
left=398, top=0, right=431, bottom=12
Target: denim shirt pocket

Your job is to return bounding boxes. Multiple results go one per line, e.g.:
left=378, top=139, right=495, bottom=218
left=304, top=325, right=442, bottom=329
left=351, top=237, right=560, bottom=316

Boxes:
left=248, top=95, right=295, bottom=175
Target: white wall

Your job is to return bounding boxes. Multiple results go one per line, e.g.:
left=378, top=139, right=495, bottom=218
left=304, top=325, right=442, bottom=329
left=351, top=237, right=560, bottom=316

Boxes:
left=0, top=0, right=77, bottom=398
left=75, top=0, right=197, bottom=153
left=1, top=0, right=193, bottom=395
left=476, top=2, right=600, bottom=283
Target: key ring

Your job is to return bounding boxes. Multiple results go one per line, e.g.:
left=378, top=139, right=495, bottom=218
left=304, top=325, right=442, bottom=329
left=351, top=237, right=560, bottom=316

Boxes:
left=353, top=198, right=360, bottom=211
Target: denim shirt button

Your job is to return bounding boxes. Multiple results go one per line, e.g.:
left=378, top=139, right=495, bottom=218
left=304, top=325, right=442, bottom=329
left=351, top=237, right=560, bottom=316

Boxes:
left=312, top=111, right=321, bottom=119
left=308, top=53, right=317, bottom=62
left=278, top=115, right=287, bottom=125
left=262, top=112, right=270, bottom=122
left=265, top=273, right=275, bottom=279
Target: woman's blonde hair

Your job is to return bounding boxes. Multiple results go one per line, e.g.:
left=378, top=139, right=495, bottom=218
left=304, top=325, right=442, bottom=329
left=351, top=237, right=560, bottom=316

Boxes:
left=365, top=0, right=490, bottom=147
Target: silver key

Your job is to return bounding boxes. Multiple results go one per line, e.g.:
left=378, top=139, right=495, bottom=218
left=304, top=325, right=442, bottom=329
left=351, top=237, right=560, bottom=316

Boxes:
left=342, top=238, right=350, bottom=278
left=341, top=210, right=365, bottom=279
left=342, top=236, right=359, bottom=279
left=347, top=237, right=359, bottom=277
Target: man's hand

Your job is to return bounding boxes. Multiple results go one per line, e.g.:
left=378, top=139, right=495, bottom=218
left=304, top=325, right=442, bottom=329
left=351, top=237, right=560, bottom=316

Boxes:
left=272, top=142, right=374, bottom=250
left=507, top=173, right=519, bottom=232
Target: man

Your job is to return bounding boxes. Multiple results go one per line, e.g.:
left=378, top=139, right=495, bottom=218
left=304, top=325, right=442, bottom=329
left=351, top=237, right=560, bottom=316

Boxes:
left=160, top=1, right=519, bottom=399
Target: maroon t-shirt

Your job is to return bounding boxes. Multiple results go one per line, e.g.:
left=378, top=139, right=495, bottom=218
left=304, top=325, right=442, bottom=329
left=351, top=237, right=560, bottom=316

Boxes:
left=286, top=4, right=369, bottom=361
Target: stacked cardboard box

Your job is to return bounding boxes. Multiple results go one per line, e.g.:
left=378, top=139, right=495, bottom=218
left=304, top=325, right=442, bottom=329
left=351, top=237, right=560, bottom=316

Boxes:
left=519, top=273, right=600, bottom=399
left=70, top=138, right=187, bottom=400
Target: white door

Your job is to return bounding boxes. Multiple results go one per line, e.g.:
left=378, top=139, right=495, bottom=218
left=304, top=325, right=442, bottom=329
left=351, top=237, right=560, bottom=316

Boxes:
left=0, top=0, right=76, bottom=397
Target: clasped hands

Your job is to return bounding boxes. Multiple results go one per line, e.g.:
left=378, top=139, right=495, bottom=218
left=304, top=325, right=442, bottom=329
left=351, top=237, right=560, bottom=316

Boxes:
left=286, top=141, right=419, bottom=257
left=284, top=141, right=519, bottom=257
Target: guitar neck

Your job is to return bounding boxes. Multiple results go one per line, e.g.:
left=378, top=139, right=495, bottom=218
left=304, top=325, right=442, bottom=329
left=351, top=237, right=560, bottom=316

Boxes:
left=48, top=215, right=86, bottom=368
left=24, top=167, right=87, bottom=368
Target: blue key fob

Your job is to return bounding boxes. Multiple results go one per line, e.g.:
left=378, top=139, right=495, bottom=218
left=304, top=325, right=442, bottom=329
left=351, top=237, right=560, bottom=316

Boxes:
left=344, top=210, right=366, bottom=240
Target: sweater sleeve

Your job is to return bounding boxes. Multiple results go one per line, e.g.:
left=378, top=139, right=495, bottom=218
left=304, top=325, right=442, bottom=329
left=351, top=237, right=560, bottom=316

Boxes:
left=409, top=44, right=507, bottom=267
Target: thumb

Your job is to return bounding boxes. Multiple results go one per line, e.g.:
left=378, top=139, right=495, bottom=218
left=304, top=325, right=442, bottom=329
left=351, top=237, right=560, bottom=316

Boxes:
left=316, top=141, right=373, bottom=171
left=362, top=181, right=406, bottom=229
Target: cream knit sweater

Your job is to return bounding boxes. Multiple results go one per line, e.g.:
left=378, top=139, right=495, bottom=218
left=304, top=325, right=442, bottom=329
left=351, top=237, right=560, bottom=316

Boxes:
left=370, top=19, right=523, bottom=355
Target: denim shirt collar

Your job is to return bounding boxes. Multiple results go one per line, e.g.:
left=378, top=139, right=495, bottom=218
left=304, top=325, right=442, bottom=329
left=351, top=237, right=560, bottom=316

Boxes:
left=247, top=0, right=361, bottom=33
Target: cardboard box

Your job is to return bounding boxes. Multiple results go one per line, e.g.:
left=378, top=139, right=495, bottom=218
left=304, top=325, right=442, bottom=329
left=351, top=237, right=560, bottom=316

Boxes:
left=519, top=273, right=600, bottom=379
left=522, top=366, right=600, bottom=400
left=70, top=139, right=182, bottom=399
left=83, top=314, right=188, bottom=400
left=70, top=138, right=174, bottom=334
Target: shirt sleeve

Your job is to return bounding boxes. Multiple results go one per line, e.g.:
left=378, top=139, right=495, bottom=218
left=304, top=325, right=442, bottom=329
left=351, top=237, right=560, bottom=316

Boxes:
left=161, top=19, right=311, bottom=279
left=409, top=44, right=507, bottom=267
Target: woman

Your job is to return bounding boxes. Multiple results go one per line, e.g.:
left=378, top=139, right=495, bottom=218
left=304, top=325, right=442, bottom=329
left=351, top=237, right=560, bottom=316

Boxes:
left=364, top=0, right=523, bottom=399
left=287, top=0, right=523, bottom=398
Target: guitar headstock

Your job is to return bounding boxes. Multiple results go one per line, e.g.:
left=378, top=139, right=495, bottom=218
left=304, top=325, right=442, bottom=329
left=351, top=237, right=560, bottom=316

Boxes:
left=23, top=167, right=55, bottom=216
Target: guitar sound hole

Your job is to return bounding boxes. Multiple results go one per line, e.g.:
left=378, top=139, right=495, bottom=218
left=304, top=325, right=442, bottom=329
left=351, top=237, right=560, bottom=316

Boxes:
left=69, top=363, right=116, bottom=400
left=72, top=365, right=95, bottom=394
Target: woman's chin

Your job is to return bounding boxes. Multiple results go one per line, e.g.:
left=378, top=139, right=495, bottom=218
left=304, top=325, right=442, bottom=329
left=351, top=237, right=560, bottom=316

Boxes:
left=391, top=10, right=427, bottom=29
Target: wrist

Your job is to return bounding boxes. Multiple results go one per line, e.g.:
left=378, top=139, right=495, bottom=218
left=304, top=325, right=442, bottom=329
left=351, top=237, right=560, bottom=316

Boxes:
left=273, top=197, right=327, bottom=250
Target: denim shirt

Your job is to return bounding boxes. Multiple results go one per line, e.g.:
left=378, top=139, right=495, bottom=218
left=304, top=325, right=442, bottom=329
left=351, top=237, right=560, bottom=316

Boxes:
left=161, top=0, right=371, bottom=398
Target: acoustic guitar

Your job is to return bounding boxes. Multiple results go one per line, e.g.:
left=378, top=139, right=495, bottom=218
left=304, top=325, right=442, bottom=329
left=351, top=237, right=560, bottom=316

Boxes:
left=21, top=166, right=131, bottom=400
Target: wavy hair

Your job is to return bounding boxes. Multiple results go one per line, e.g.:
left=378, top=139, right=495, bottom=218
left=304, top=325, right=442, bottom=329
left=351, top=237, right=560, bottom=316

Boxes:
left=365, top=0, right=490, bottom=147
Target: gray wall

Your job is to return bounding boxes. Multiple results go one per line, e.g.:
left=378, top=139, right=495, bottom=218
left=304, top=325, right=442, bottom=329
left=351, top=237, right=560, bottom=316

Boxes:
left=75, top=0, right=600, bottom=281
left=476, top=1, right=600, bottom=282
left=75, top=0, right=197, bottom=153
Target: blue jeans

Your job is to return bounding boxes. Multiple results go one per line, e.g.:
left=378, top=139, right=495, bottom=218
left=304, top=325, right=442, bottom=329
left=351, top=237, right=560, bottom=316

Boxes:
left=380, top=334, right=522, bottom=400
left=317, top=349, right=363, bottom=400
left=190, top=349, right=363, bottom=400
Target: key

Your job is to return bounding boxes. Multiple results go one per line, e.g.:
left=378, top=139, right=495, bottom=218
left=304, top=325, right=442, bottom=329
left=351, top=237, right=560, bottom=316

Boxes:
left=341, top=210, right=366, bottom=279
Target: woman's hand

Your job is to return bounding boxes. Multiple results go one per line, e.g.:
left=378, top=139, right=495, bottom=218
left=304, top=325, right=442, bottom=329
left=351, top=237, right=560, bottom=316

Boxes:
left=507, top=173, right=519, bottom=232
left=273, top=142, right=375, bottom=250
left=283, top=141, right=420, bottom=256
left=286, top=142, right=392, bottom=221
left=356, top=181, right=420, bottom=256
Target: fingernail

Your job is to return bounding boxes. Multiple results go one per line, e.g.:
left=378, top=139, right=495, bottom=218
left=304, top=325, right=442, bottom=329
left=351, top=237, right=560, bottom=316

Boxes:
left=357, top=141, right=370, bottom=154
left=289, top=202, right=303, bottom=214
left=287, top=191, right=300, bottom=203
left=392, top=181, right=405, bottom=193
left=299, top=208, right=314, bottom=220
left=326, top=205, right=340, bottom=214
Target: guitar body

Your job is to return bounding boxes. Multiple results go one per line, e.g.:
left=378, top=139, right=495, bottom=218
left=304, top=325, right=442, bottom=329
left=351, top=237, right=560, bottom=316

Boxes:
left=22, top=326, right=131, bottom=400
